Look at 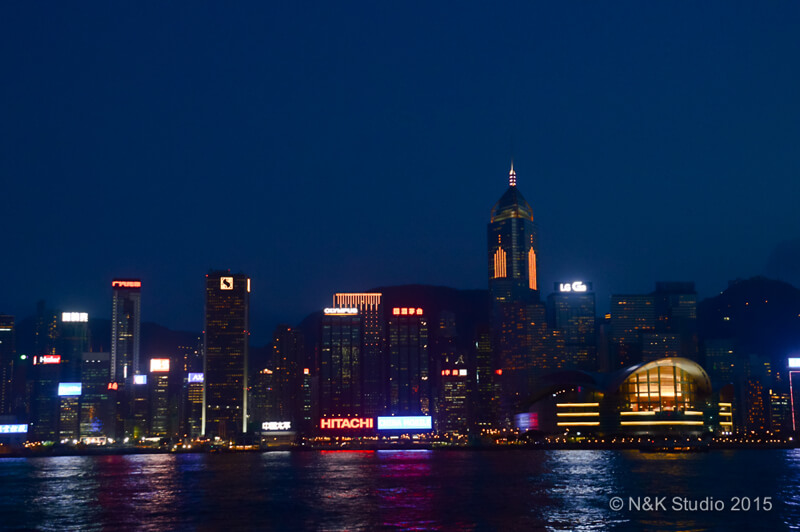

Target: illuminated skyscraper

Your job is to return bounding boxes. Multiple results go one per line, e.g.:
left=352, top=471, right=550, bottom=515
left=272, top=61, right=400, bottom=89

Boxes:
left=320, top=307, right=362, bottom=417
left=333, top=293, right=384, bottom=416
left=203, top=270, right=250, bottom=439
left=0, top=316, right=14, bottom=415
left=111, top=279, right=142, bottom=381
left=487, top=164, right=539, bottom=419
left=59, top=312, right=89, bottom=382
left=547, top=283, right=597, bottom=371
left=388, top=307, right=430, bottom=416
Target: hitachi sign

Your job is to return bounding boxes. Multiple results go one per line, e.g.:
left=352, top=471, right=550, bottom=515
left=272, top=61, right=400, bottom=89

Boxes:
left=557, top=281, right=591, bottom=293
left=320, top=418, right=374, bottom=429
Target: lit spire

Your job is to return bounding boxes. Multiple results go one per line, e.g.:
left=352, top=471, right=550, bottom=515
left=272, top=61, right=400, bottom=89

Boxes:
left=509, top=160, right=516, bottom=187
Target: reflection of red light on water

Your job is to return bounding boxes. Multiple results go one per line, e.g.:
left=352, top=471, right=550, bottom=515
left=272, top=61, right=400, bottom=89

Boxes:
left=319, top=450, right=375, bottom=454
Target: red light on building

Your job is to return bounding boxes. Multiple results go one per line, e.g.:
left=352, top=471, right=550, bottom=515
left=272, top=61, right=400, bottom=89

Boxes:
left=112, top=280, right=142, bottom=288
left=442, top=370, right=450, bottom=376
left=107, top=382, right=118, bottom=391
left=303, top=368, right=310, bottom=375
left=392, top=307, right=424, bottom=316
left=495, top=369, right=503, bottom=376
left=320, top=418, right=374, bottom=429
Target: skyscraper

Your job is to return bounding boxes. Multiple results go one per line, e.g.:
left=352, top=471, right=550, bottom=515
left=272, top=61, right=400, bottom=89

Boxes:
left=203, top=270, right=250, bottom=439
left=320, top=307, right=362, bottom=417
left=0, top=316, right=14, bottom=415
left=387, top=307, right=430, bottom=416
left=609, top=295, right=655, bottom=367
left=111, top=279, right=142, bottom=382
left=547, top=282, right=597, bottom=371
left=333, top=293, right=384, bottom=416
left=271, top=325, right=304, bottom=424
left=488, top=164, right=539, bottom=420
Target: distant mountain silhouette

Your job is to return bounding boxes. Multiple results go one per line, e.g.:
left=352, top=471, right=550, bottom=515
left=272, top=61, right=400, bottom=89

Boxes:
left=14, top=315, right=199, bottom=359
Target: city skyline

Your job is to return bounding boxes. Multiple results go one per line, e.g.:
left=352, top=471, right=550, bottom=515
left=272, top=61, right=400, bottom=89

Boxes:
left=2, top=3, right=800, bottom=340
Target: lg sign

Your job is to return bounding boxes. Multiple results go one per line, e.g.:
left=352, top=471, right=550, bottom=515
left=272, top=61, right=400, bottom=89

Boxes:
left=557, top=281, right=591, bottom=293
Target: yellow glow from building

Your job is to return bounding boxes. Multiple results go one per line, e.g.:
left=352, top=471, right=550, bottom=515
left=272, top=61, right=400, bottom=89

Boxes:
left=684, top=411, right=704, bottom=416
left=556, top=422, right=600, bottom=427
left=719, top=422, right=733, bottom=426
left=620, top=421, right=704, bottom=426
left=556, top=412, right=600, bottom=417
left=719, top=402, right=732, bottom=407
left=493, top=248, right=507, bottom=279
left=528, top=248, right=537, bottom=290
left=620, top=411, right=656, bottom=416
left=556, top=403, right=600, bottom=407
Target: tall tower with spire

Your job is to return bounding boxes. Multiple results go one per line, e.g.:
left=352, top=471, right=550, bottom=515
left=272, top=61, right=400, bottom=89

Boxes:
left=487, top=163, right=539, bottom=423
left=488, top=162, right=538, bottom=303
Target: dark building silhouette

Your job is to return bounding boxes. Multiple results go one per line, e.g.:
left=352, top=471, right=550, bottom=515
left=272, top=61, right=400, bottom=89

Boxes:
left=271, top=325, right=304, bottom=425
left=609, top=295, right=655, bottom=367
left=203, top=270, right=250, bottom=439
left=79, top=352, right=113, bottom=439
left=547, top=283, right=596, bottom=371
left=111, top=279, right=142, bottom=382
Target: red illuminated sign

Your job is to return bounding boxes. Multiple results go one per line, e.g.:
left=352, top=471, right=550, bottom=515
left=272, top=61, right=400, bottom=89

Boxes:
left=34, top=355, right=61, bottom=365
left=112, top=280, right=142, bottom=288
left=495, top=369, right=503, bottom=376
left=107, top=382, right=118, bottom=391
left=392, top=307, right=424, bottom=316
left=320, top=418, right=374, bottom=429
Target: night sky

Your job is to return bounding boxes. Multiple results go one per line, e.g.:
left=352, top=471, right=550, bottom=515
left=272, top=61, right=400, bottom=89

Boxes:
left=2, top=3, right=800, bottom=344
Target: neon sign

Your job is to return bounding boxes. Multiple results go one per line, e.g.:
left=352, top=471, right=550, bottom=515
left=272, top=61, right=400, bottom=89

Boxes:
left=320, top=418, right=374, bottom=429
left=323, top=308, right=358, bottom=315
left=377, top=416, right=432, bottom=430
left=58, top=383, right=82, bottom=396
left=220, top=277, right=234, bottom=290
left=112, top=280, right=141, bottom=288
left=107, top=382, right=118, bottom=391
left=0, top=424, right=28, bottom=434
left=557, top=281, right=591, bottom=293
left=789, top=358, right=800, bottom=369
left=150, top=359, right=170, bottom=372
left=392, top=308, right=424, bottom=316
left=34, top=355, right=61, bottom=365
left=134, top=375, right=147, bottom=385
left=441, top=369, right=468, bottom=376
left=62, top=312, right=88, bottom=323
left=188, top=372, right=204, bottom=383
left=262, top=421, right=292, bottom=431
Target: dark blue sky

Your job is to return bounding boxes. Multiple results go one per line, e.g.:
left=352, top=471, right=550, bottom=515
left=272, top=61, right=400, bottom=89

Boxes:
left=2, top=3, right=800, bottom=343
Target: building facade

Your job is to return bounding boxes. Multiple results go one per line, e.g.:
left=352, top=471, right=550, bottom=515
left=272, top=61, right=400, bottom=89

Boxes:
left=487, top=164, right=539, bottom=421
left=203, top=271, right=250, bottom=439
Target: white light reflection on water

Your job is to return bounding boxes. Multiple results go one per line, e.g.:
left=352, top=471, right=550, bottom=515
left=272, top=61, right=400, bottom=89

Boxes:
left=28, top=456, right=101, bottom=531
left=539, top=450, right=627, bottom=531
left=780, top=449, right=800, bottom=530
